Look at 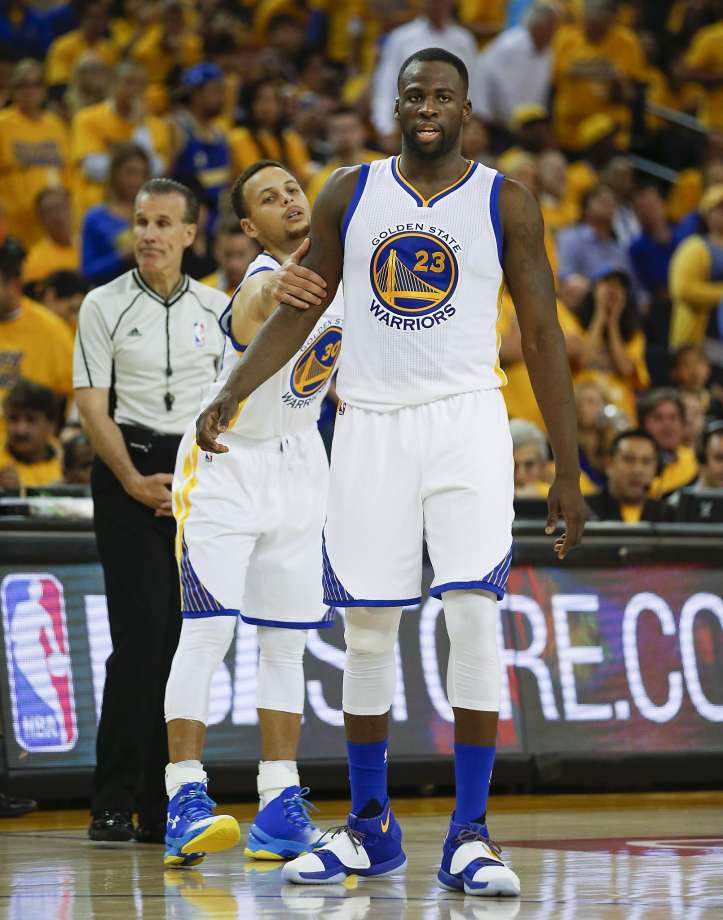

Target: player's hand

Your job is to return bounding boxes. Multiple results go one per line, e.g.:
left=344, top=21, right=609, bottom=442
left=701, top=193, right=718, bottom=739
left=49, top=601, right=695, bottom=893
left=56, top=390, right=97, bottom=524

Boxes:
left=196, top=391, right=239, bottom=454
left=264, top=238, right=327, bottom=310
left=545, top=475, right=586, bottom=560
left=127, top=472, right=174, bottom=513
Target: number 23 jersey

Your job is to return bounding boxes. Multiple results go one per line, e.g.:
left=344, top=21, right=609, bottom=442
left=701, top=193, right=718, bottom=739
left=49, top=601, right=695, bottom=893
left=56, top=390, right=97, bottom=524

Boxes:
left=207, top=250, right=343, bottom=440
left=338, top=156, right=505, bottom=411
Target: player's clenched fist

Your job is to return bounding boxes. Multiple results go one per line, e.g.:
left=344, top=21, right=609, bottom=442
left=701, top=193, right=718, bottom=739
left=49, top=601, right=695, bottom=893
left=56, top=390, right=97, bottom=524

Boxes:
left=196, top=392, right=239, bottom=454
left=262, top=237, right=327, bottom=310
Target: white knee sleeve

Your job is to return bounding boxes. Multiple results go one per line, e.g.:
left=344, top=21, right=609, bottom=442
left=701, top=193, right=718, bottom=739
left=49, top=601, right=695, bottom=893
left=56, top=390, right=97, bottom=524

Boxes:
left=444, top=590, right=501, bottom=712
left=257, top=626, right=308, bottom=714
left=164, top=615, right=236, bottom=724
left=342, top=607, right=402, bottom=716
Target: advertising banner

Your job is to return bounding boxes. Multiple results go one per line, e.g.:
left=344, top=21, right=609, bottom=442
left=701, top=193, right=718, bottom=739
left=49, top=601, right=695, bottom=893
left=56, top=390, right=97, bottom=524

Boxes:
left=0, top=562, right=721, bottom=772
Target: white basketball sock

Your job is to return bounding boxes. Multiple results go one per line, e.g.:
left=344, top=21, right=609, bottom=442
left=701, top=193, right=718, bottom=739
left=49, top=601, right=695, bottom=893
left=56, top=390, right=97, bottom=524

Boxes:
left=257, top=760, right=300, bottom=809
left=166, top=760, right=207, bottom=799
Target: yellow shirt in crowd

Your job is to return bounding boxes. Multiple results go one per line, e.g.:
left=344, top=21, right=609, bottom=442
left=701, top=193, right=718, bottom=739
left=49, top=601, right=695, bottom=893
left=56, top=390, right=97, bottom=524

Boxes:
left=131, top=25, right=202, bottom=85
left=22, top=237, right=80, bottom=283
left=650, top=446, right=698, bottom=498
left=684, top=22, right=723, bottom=129
left=0, top=107, right=70, bottom=247
left=669, top=235, right=723, bottom=348
left=200, top=272, right=236, bottom=297
left=229, top=127, right=312, bottom=185
left=46, top=31, right=119, bottom=86
left=306, top=150, right=383, bottom=204
left=0, top=444, right=63, bottom=488
left=71, top=100, right=172, bottom=222
left=0, top=298, right=74, bottom=406
left=552, top=23, right=645, bottom=149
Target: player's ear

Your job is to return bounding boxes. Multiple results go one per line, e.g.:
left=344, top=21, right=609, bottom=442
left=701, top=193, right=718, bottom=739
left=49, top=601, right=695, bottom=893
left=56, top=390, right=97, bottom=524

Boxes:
left=462, top=98, right=472, bottom=122
left=394, top=97, right=400, bottom=120
left=240, top=217, right=258, bottom=240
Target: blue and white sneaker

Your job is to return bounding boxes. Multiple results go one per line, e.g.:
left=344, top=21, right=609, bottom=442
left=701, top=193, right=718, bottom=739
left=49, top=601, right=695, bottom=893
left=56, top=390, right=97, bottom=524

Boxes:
left=164, top=781, right=240, bottom=868
left=438, top=813, right=520, bottom=897
left=281, top=801, right=406, bottom=885
left=245, top=786, right=322, bottom=860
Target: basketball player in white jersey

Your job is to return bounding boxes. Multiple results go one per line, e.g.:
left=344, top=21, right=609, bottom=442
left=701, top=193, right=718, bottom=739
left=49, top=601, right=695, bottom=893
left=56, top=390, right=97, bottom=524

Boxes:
left=197, top=49, right=585, bottom=896
left=163, top=161, right=342, bottom=868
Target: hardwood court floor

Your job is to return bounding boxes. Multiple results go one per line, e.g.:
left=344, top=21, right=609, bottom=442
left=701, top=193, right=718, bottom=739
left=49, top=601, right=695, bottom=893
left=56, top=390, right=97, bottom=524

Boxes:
left=0, top=792, right=721, bottom=919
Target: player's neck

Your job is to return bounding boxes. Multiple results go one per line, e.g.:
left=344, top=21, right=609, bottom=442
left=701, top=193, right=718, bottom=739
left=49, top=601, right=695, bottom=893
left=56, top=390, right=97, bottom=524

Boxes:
left=267, top=242, right=295, bottom=265
left=398, top=147, right=469, bottom=192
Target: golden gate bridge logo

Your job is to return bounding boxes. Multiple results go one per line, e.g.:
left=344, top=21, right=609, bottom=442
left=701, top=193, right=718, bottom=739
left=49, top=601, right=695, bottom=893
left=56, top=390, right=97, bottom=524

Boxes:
left=370, top=231, right=457, bottom=316
left=290, top=324, right=342, bottom=398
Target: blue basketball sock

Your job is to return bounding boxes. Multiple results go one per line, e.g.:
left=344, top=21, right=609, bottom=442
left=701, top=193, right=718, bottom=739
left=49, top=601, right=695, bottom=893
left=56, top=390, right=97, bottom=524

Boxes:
left=347, top=739, right=388, bottom=816
left=454, top=743, right=496, bottom=825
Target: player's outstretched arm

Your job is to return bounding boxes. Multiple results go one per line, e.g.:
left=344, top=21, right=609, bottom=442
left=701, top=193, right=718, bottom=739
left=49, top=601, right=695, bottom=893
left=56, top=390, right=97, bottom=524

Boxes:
left=500, top=179, right=586, bottom=559
left=196, top=168, right=358, bottom=453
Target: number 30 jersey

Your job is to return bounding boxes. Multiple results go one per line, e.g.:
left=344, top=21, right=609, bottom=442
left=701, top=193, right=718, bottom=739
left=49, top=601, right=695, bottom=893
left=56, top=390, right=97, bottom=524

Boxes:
left=337, top=156, right=505, bottom=411
left=204, top=251, right=343, bottom=440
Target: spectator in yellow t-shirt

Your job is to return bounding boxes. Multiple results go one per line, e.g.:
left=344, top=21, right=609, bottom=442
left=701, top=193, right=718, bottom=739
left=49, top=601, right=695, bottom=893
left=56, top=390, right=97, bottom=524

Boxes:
left=130, top=0, right=201, bottom=87
left=23, top=188, right=80, bottom=286
left=574, top=267, right=650, bottom=425
left=201, top=218, right=260, bottom=297
left=46, top=0, right=119, bottom=89
left=680, top=19, right=723, bottom=129
left=551, top=0, right=644, bottom=150
left=0, top=380, right=62, bottom=490
left=306, top=107, right=383, bottom=205
left=230, top=79, right=312, bottom=184
left=539, top=149, right=579, bottom=233
left=0, top=238, right=74, bottom=424
left=71, top=60, right=172, bottom=225
left=639, top=388, right=699, bottom=497
left=0, top=60, right=70, bottom=248
left=499, top=288, right=584, bottom=434
left=669, top=184, right=723, bottom=348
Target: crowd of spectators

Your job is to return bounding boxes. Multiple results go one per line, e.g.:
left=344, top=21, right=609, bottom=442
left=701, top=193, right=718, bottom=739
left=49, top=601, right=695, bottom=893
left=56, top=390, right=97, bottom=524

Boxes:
left=0, top=0, right=722, bottom=522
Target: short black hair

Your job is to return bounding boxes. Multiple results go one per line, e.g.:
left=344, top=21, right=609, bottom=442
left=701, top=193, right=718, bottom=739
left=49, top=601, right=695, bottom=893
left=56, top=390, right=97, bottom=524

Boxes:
left=701, top=420, right=723, bottom=458
left=609, top=428, right=658, bottom=457
left=3, top=378, right=57, bottom=421
left=137, top=178, right=199, bottom=224
left=671, top=343, right=709, bottom=368
left=0, top=237, right=26, bottom=281
left=43, top=270, right=89, bottom=299
left=231, top=159, right=287, bottom=219
left=397, top=48, right=469, bottom=94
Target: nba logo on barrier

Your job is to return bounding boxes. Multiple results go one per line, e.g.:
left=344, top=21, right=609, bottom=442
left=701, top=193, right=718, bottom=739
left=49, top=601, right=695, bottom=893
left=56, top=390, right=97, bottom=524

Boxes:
left=0, top=574, right=77, bottom=752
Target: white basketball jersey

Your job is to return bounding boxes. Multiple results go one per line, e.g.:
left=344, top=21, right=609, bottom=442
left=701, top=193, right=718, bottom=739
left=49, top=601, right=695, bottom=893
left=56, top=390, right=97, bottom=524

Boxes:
left=203, top=251, right=343, bottom=440
left=338, top=156, right=505, bottom=410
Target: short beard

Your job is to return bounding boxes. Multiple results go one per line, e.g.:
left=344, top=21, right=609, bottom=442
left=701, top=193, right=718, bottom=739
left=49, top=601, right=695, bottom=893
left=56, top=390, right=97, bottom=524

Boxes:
left=287, top=221, right=311, bottom=241
left=401, top=123, right=460, bottom=159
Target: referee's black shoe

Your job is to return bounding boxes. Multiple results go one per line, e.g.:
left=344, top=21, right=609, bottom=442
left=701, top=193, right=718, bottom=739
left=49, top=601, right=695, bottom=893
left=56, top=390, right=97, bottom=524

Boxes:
left=134, top=808, right=166, bottom=844
left=89, top=810, right=134, bottom=841
left=0, top=791, right=38, bottom=818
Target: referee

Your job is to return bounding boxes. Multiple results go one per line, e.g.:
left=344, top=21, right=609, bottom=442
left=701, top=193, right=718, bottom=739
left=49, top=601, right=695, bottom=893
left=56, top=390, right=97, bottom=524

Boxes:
left=73, top=178, right=228, bottom=842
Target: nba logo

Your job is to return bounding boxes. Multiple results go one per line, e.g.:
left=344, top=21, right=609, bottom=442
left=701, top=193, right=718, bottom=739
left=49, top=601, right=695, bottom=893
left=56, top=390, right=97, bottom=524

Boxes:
left=1, top=574, right=77, bottom=752
left=193, top=321, right=206, bottom=349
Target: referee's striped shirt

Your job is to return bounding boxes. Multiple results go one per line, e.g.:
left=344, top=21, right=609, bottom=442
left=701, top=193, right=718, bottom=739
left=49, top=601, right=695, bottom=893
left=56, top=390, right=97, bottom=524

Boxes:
left=73, top=270, right=228, bottom=434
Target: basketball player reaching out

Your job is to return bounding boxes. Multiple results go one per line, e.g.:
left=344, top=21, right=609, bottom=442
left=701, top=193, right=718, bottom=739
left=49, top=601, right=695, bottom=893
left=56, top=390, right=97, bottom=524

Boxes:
left=163, top=162, right=343, bottom=867
left=197, top=49, right=585, bottom=896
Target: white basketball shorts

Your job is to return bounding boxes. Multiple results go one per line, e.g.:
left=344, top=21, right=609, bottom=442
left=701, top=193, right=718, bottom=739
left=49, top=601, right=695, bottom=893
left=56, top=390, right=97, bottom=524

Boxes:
left=173, top=424, right=334, bottom=629
left=323, top=389, right=514, bottom=607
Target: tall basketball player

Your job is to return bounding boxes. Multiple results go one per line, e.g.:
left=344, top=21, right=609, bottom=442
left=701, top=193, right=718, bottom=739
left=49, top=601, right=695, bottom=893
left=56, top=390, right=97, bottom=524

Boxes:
left=163, top=162, right=342, bottom=867
left=197, top=50, right=585, bottom=896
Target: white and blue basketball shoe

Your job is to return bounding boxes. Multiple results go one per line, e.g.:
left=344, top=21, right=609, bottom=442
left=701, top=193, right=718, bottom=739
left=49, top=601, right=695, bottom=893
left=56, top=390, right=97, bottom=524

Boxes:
left=282, top=801, right=406, bottom=884
left=438, top=813, right=520, bottom=896
left=164, top=781, right=240, bottom=868
left=245, top=786, right=322, bottom=860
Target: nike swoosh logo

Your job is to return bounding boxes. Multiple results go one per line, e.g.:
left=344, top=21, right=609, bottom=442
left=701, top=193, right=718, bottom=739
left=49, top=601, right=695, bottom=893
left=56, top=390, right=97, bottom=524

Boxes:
left=380, top=811, right=390, bottom=833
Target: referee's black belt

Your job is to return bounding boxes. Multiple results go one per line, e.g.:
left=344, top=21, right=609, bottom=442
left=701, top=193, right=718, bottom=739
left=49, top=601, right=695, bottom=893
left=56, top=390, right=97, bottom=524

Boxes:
left=118, top=423, right=183, bottom=454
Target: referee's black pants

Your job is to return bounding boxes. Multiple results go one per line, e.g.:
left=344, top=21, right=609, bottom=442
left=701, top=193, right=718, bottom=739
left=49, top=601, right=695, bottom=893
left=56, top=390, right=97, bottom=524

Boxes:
left=90, top=426, right=182, bottom=819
